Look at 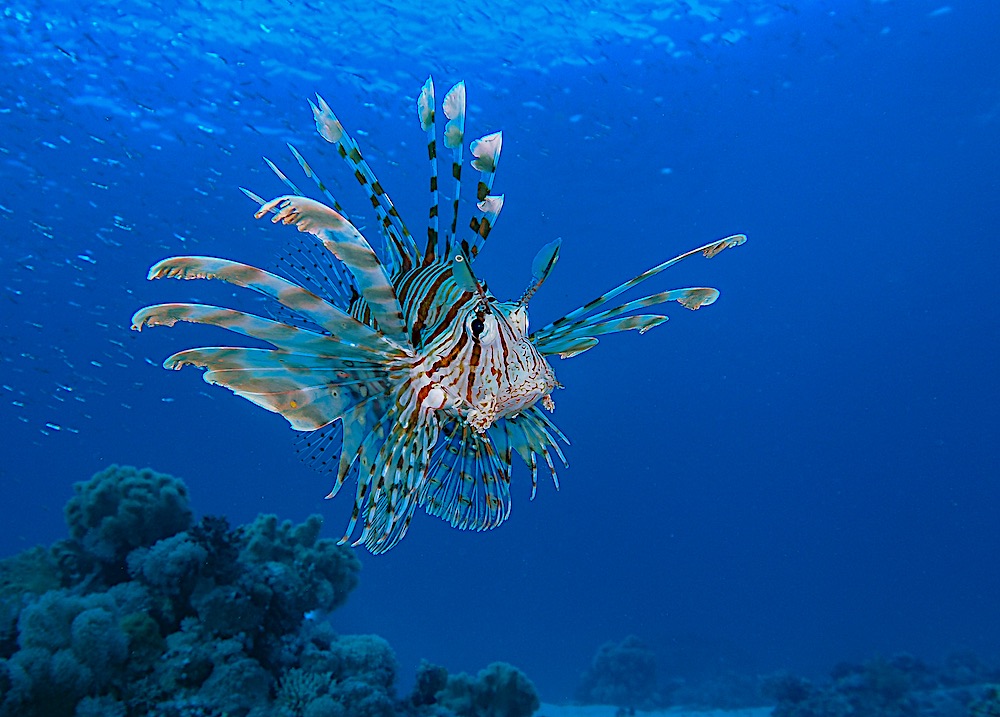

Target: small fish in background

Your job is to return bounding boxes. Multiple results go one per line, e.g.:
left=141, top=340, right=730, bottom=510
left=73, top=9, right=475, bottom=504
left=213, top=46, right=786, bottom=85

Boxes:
left=131, top=78, right=745, bottom=554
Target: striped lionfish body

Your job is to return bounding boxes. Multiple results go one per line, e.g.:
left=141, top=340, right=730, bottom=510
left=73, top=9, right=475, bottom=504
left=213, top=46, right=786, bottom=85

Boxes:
left=131, top=79, right=746, bottom=553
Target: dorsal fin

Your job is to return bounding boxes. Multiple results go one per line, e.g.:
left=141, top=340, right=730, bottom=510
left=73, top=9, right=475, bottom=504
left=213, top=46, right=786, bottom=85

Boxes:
left=263, top=156, right=305, bottom=196
left=442, top=81, right=466, bottom=251
left=417, top=77, right=441, bottom=266
left=310, top=94, right=420, bottom=274
left=467, top=131, right=504, bottom=259
left=286, top=142, right=352, bottom=222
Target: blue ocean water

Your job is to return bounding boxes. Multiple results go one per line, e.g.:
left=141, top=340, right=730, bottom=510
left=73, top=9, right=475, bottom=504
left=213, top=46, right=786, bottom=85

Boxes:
left=1, top=0, right=998, bottom=706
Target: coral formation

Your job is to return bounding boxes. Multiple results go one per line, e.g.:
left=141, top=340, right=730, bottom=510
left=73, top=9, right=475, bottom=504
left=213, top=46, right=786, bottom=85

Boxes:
left=65, top=464, right=193, bottom=566
left=573, top=635, right=1000, bottom=716
left=437, top=662, right=540, bottom=717
left=763, top=652, right=1000, bottom=717
left=0, top=464, right=540, bottom=717
left=575, top=635, right=659, bottom=709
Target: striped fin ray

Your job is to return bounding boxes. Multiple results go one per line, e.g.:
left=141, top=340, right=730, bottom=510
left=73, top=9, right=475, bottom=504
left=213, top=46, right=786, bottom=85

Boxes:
left=417, top=77, right=441, bottom=265
left=324, top=393, right=387, bottom=501
left=263, top=156, right=305, bottom=196
left=240, top=187, right=268, bottom=206
left=274, top=232, right=358, bottom=313
left=468, top=195, right=504, bottom=260
left=357, top=400, right=440, bottom=553
left=204, top=366, right=380, bottom=390
left=533, top=287, right=718, bottom=358
left=531, top=234, right=747, bottom=357
left=422, top=417, right=513, bottom=531
left=537, top=234, right=746, bottom=331
left=202, top=377, right=380, bottom=432
left=131, top=304, right=384, bottom=361
left=467, top=131, right=503, bottom=259
left=295, top=421, right=344, bottom=476
left=501, top=407, right=569, bottom=499
left=338, top=387, right=440, bottom=552
left=144, top=256, right=389, bottom=351
left=337, top=407, right=388, bottom=544
left=286, top=143, right=352, bottom=221
left=310, top=94, right=419, bottom=274
left=254, top=195, right=409, bottom=345
left=442, top=81, right=466, bottom=249
left=155, top=347, right=387, bottom=431
left=362, top=483, right=422, bottom=554
left=201, top=365, right=385, bottom=394
left=162, top=347, right=386, bottom=376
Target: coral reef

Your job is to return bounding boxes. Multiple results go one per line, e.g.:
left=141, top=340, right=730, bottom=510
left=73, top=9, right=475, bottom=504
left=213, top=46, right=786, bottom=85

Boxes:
left=573, top=634, right=1000, bottom=716
left=437, top=662, right=540, bottom=717
left=0, top=464, right=540, bottom=717
left=763, top=652, right=1000, bottom=717
left=575, top=635, right=659, bottom=709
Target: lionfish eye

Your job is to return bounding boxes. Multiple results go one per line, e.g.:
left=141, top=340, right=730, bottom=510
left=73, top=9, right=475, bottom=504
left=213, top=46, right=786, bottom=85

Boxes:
left=471, top=317, right=486, bottom=338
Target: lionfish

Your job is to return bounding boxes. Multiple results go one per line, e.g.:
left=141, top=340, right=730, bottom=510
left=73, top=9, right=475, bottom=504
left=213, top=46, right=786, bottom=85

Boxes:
left=131, top=78, right=745, bottom=553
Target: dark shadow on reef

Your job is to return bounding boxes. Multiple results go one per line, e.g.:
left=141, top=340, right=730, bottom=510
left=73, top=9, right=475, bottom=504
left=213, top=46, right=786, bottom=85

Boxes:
left=0, top=464, right=540, bottom=717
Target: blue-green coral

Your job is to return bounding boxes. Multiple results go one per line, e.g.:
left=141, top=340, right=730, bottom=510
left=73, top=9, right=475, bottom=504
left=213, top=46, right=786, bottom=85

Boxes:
left=64, top=464, right=193, bottom=565
left=575, top=635, right=659, bottom=709
left=437, top=662, right=540, bottom=717
left=0, top=464, right=540, bottom=717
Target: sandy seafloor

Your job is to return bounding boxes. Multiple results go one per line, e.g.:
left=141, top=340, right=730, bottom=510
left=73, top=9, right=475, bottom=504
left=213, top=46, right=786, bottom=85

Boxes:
left=536, top=706, right=773, bottom=717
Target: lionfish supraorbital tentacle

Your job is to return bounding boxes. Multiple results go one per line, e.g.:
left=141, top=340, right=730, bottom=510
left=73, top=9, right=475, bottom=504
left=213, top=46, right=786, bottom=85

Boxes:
left=310, top=94, right=419, bottom=274
left=417, top=77, right=441, bottom=266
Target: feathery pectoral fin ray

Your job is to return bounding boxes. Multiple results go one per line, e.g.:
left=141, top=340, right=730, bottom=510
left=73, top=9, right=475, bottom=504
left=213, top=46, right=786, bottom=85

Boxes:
left=132, top=303, right=381, bottom=359
left=253, top=195, right=408, bottom=346
left=144, top=256, right=389, bottom=351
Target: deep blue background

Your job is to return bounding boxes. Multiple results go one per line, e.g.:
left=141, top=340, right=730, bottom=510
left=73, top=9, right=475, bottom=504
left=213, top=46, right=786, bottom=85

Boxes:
left=2, top=0, right=998, bottom=702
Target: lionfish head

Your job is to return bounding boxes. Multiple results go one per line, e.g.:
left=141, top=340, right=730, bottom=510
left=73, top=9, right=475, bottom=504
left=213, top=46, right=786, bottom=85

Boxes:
left=434, top=245, right=562, bottom=433
left=459, top=295, right=557, bottom=434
